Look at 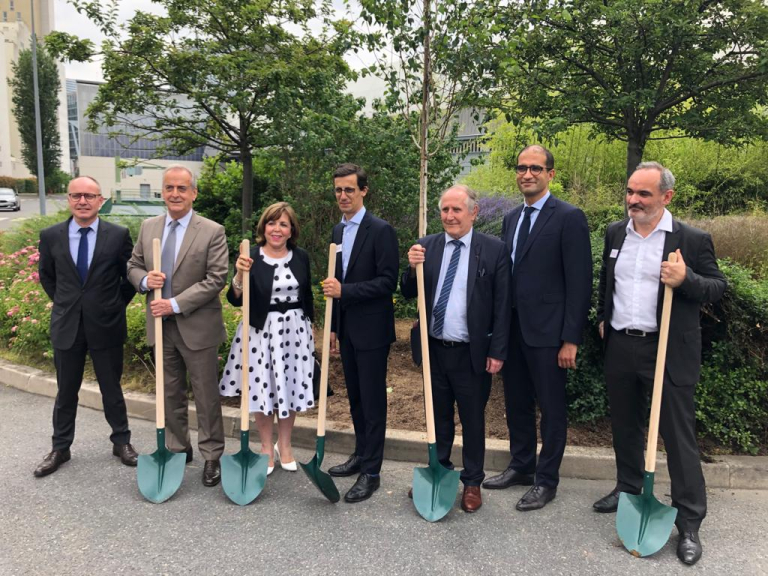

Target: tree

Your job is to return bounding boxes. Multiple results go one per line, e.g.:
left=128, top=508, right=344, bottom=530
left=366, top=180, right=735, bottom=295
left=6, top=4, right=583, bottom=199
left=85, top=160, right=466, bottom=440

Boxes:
left=48, top=0, right=355, bottom=234
left=492, top=0, right=768, bottom=177
left=8, top=42, right=62, bottom=186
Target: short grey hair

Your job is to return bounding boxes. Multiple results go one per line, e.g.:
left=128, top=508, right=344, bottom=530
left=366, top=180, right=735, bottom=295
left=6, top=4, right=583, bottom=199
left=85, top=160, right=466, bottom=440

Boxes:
left=162, top=164, right=197, bottom=189
left=69, top=175, right=103, bottom=195
left=634, top=161, right=675, bottom=192
left=438, top=184, right=478, bottom=212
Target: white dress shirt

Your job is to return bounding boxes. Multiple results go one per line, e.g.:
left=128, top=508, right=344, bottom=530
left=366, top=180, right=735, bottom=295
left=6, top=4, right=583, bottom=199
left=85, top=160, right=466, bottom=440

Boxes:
left=68, top=217, right=99, bottom=269
left=430, top=229, right=472, bottom=342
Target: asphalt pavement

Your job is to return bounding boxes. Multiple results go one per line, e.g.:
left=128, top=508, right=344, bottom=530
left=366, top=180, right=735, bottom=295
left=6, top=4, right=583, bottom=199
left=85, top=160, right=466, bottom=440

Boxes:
left=0, top=194, right=68, bottom=231
left=1, top=384, right=766, bottom=576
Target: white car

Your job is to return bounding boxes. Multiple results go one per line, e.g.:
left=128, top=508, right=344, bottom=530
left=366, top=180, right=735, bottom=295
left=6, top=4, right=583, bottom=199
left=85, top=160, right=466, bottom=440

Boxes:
left=0, top=188, right=21, bottom=211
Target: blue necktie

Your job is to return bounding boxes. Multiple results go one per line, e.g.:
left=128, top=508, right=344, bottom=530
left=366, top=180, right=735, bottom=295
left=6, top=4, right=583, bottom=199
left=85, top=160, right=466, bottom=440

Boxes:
left=76, top=227, right=90, bottom=285
left=514, top=206, right=535, bottom=270
left=432, top=240, right=462, bottom=338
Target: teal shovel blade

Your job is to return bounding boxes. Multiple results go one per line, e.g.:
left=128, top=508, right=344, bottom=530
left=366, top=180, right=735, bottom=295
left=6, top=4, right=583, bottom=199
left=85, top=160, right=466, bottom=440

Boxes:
left=137, top=428, right=186, bottom=504
left=616, top=472, right=678, bottom=557
left=300, top=436, right=340, bottom=503
left=221, top=431, right=268, bottom=506
left=412, top=443, right=460, bottom=522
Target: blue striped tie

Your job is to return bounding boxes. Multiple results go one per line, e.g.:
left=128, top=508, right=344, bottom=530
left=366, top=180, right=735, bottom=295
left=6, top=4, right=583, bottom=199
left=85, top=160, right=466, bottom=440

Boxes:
left=432, top=240, right=462, bottom=338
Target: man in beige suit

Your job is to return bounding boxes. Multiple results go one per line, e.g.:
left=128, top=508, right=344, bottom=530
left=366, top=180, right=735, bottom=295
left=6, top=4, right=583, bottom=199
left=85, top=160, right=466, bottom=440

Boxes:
left=127, top=165, right=229, bottom=487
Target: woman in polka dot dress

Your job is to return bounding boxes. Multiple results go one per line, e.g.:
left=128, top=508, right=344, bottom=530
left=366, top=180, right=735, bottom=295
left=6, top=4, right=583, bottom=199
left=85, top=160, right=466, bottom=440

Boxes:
left=220, top=202, right=315, bottom=475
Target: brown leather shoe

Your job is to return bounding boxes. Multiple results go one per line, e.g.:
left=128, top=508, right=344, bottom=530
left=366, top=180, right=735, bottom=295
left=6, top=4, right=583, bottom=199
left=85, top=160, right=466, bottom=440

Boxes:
left=33, top=449, right=71, bottom=477
left=112, top=443, right=138, bottom=466
left=461, top=486, right=482, bottom=513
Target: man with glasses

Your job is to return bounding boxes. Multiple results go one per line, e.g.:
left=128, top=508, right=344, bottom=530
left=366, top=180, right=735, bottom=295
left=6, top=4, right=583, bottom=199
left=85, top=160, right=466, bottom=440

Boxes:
left=321, top=163, right=399, bottom=503
left=35, top=176, right=138, bottom=477
left=483, top=145, right=592, bottom=512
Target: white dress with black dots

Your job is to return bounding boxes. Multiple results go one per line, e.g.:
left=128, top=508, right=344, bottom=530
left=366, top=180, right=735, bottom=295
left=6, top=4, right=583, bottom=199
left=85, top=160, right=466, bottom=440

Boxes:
left=219, top=249, right=316, bottom=418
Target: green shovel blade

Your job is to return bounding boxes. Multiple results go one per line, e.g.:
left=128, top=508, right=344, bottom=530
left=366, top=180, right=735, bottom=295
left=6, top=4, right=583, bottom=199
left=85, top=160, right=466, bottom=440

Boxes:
left=137, top=428, right=186, bottom=504
left=300, top=436, right=340, bottom=503
left=221, top=431, right=268, bottom=506
left=412, top=443, right=460, bottom=522
left=616, top=472, right=678, bottom=557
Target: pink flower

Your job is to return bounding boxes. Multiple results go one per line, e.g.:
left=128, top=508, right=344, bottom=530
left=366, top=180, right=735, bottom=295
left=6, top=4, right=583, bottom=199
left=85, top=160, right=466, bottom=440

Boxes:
left=11, top=326, right=17, bottom=333
left=7, top=306, right=19, bottom=316
left=31, top=319, right=38, bottom=324
left=46, top=302, right=53, bottom=310
left=28, top=253, right=40, bottom=265
left=22, top=316, right=30, bottom=322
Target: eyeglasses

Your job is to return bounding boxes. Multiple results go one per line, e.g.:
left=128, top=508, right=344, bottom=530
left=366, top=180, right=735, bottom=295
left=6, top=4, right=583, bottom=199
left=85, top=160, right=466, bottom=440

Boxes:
left=515, top=165, right=547, bottom=176
left=334, top=187, right=358, bottom=196
left=68, top=193, right=101, bottom=202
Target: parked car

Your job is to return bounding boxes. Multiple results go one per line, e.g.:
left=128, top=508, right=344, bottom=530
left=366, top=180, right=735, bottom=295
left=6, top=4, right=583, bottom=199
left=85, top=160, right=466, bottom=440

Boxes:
left=0, top=188, right=21, bottom=211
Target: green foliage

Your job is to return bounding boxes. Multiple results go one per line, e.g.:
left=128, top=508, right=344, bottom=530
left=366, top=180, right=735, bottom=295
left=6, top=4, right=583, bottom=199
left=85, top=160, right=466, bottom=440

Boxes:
left=8, top=41, right=62, bottom=187
left=0, top=176, right=38, bottom=194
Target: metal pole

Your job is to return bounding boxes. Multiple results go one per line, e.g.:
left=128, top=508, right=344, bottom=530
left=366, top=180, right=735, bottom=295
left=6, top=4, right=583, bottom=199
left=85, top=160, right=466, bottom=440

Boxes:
left=30, top=0, right=46, bottom=215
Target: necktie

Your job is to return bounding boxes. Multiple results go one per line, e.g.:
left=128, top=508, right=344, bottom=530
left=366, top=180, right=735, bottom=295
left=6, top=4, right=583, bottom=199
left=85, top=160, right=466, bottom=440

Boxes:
left=514, top=206, right=535, bottom=270
left=432, top=240, right=462, bottom=339
left=76, top=227, right=91, bottom=285
left=161, top=220, right=179, bottom=299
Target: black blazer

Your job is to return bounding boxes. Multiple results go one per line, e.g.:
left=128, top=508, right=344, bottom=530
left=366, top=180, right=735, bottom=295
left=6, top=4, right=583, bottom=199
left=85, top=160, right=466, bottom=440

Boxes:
left=38, top=217, right=136, bottom=350
left=226, top=246, right=314, bottom=331
left=501, top=195, right=592, bottom=347
left=597, top=217, right=726, bottom=386
left=401, top=230, right=511, bottom=374
left=330, top=210, right=399, bottom=350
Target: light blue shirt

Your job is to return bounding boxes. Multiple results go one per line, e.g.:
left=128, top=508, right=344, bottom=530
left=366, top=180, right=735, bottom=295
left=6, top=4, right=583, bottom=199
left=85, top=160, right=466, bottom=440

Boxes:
left=69, top=217, right=99, bottom=270
left=141, top=209, right=194, bottom=313
left=511, top=191, right=550, bottom=270
left=430, top=229, right=472, bottom=342
left=341, top=206, right=366, bottom=280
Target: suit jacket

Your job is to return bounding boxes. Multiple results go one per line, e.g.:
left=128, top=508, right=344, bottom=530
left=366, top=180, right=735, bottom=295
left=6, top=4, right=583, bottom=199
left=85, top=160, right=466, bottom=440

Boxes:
left=597, top=217, right=726, bottom=386
left=330, top=211, right=399, bottom=350
left=126, top=212, right=228, bottom=350
left=501, top=195, right=592, bottom=348
left=401, top=230, right=511, bottom=374
left=38, top=217, right=136, bottom=350
left=226, top=246, right=314, bottom=331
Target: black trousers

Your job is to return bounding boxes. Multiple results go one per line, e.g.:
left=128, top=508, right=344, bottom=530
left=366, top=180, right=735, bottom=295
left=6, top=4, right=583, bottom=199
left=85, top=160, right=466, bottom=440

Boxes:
left=605, top=328, right=706, bottom=532
left=502, top=311, right=567, bottom=487
left=339, top=334, right=390, bottom=475
left=429, top=340, right=491, bottom=486
left=52, top=317, right=130, bottom=451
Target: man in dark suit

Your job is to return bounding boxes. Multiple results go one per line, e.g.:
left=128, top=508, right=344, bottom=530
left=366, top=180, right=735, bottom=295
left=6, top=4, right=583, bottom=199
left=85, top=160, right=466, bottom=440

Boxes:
left=594, top=162, right=726, bottom=566
left=321, top=163, right=399, bottom=503
left=483, top=145, right=592, bottom=511
left=34, top=176, right=138, bottom=477
left=401, top=185, right=510, bottom=513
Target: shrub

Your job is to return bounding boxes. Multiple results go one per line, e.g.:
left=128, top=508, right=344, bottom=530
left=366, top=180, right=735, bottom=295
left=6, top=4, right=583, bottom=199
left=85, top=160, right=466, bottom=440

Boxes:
left=686, top=215, right=768, bottom=278
left=0, top=176, right=38, bottom=194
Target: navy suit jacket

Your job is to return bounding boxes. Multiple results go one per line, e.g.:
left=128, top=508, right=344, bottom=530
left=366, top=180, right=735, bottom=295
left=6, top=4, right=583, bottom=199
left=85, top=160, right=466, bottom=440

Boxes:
left=330, top=210, right=399, bottom=350
left=501, top=195, right=592, bottom=348
left=401, top=230, right=511, bottom=374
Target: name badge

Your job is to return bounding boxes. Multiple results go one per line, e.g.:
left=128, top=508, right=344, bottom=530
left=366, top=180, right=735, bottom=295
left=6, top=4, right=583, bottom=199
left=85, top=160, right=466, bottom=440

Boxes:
left=610, top=249, right=619, bottom=259
left=336, top=244, right=343, bottom=254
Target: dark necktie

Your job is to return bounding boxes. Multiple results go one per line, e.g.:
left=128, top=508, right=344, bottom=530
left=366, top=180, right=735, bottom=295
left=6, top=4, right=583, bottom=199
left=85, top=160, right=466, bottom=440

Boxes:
left=514, top=206, right=535, bottom=270
left=76, top=227, right=91, bottom=285
left=432, top=239, right=462, bottom=338
left=161, top=220, right=179, bottom=299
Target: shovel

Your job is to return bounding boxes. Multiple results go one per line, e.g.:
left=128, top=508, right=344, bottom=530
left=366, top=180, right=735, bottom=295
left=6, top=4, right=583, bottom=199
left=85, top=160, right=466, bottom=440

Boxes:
left=221, top=240, right=269, bottom=505
left=412, top=262, right=460, bottom=522
left=300, top=243, right=340, bottom=503
left=137, top=238, right=186, bottom=503
left=616, top=252, right=679, bottom=556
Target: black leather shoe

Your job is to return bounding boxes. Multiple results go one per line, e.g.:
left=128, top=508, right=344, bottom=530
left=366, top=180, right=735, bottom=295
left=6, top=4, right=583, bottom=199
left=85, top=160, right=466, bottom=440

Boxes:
left=482, top=467, right=534, bottom=490
left=677, top=531, right=702, bottom=566
left=112, top=443, right=138, bottom=466
left=516, top=484, right=557, bottom=511
left=344, top=473, right=380, bottom=503
left=593, top=488, right=621, bottom=513
left=202, top=460, right=221, bottom=487
left=33, top=449, right=71, bottom=477
left=329, top=454, right=362, bottom=477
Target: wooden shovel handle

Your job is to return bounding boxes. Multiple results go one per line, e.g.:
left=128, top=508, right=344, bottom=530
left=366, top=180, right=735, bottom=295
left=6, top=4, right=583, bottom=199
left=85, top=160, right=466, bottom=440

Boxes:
left=645, top=252, right=678, bottom=472
left=152, top=238, right=164, bottom=429
left=317, top=244, right=337, bottom=437
left=416, top=263, right=436, bottom=444
left=240, top=240, right=250, bottom=432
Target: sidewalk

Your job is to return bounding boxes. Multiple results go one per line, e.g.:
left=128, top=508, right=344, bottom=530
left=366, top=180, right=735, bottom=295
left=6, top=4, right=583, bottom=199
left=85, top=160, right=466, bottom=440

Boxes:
left=2, top=358, right=766, bottom=490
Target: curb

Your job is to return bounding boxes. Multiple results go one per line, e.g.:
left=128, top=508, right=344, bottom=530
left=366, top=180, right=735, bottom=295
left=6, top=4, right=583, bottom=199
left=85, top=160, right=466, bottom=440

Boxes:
left=2, top=358, right=766, bottom=490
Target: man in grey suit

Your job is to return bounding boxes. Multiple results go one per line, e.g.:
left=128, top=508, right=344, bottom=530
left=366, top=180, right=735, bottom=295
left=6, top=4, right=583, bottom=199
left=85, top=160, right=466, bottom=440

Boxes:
left=127, top=165, right=229, bottom=487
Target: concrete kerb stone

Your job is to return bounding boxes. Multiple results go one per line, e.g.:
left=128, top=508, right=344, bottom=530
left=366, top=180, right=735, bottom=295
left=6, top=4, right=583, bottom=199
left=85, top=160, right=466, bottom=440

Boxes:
left=2, top=357, right=766, bottom=490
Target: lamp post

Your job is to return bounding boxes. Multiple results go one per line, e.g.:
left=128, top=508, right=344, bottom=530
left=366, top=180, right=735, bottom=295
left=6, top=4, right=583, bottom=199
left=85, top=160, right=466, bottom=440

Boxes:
left=30, top=0, right=46, bottom=215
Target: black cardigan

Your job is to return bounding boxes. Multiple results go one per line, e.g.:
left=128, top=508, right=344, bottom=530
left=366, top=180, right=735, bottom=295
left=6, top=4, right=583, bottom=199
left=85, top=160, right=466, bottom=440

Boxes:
left=226, top=246, right=314, bottom=331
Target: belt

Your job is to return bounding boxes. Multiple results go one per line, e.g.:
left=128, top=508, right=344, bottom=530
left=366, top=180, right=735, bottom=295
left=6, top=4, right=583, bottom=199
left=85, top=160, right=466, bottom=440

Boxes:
left=269, top=301, right=302, bottom=314
left=619, top=328, right=658, bottom=337
left=429, top=337, right=469, bottom=348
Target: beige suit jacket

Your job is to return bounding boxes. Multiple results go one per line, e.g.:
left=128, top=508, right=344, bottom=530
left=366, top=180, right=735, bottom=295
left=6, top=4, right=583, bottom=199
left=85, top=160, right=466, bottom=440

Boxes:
left=127, top=212, right=228, bottom=350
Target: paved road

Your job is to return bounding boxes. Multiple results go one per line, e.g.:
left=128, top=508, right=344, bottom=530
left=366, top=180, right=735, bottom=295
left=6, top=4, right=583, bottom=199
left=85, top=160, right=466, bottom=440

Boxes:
left=1, top=384, right=766, bottom=576
left=0, top=194, right=68, bottom=231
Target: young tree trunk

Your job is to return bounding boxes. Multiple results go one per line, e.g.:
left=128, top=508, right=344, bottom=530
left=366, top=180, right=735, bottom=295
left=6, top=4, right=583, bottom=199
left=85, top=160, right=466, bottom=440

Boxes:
left=241, top=144, right=253, bottom=237
left=418, top=0, right=431, bottom=239
left=625, top=134, right=646, bottom=181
